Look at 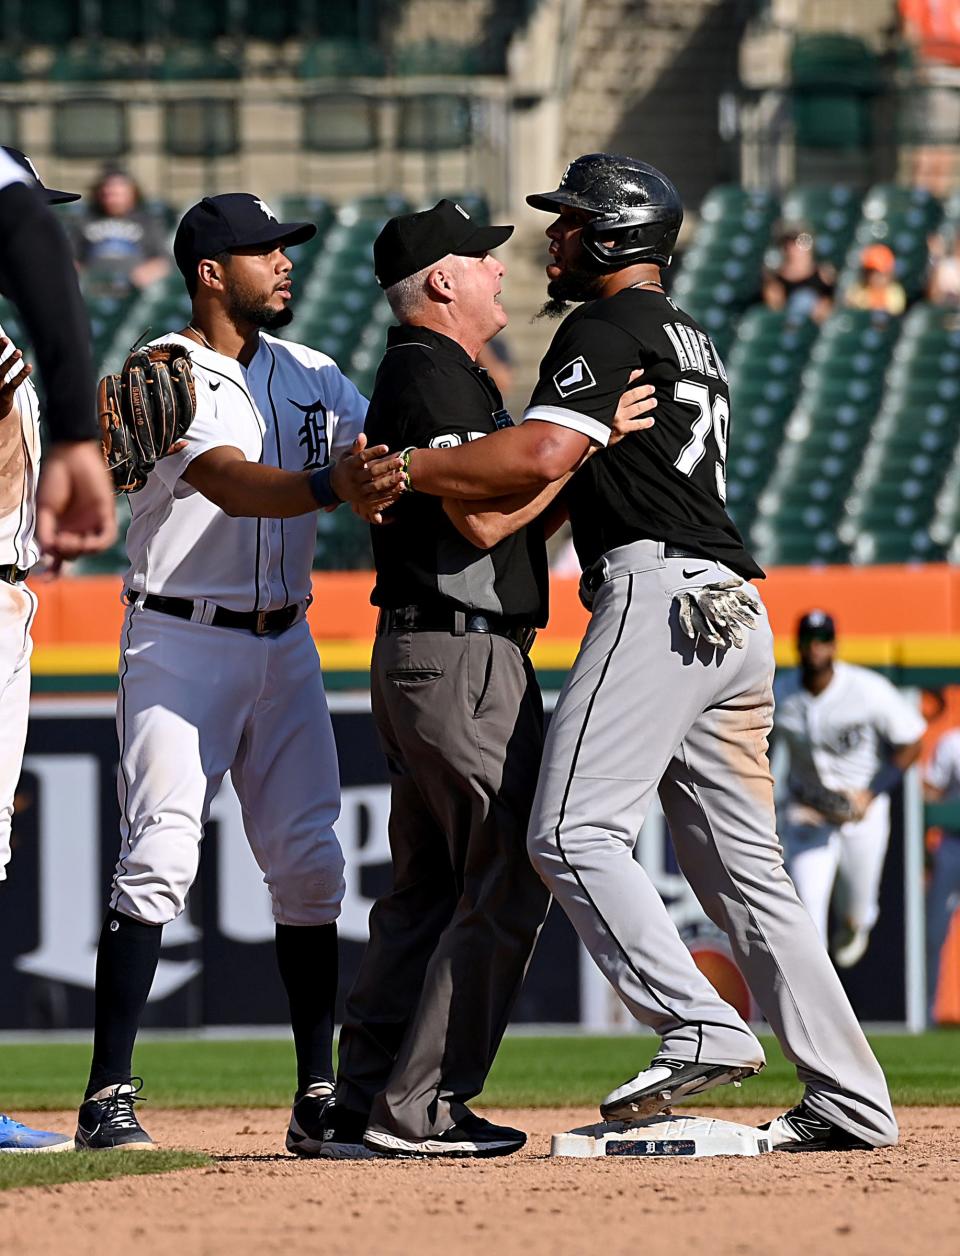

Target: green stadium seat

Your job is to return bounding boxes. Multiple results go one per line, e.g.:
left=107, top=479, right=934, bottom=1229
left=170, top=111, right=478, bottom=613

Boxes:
left=168, top=0, right=232, bottom=41
left=300, top=40, right=385, bottom=79
left=50, top=45, right=148, bottom=82
left=0, top=55, right=22, bottom=84
left=302, top=94, right=379, bottom=152
left=159, top=43, right=242, bottom=81
left=20, top=0, right=82, bottom=44
left=98, top=0, right=148, bottom=41
left=779, top=185, right=861, bottom=269
left=163, top=100, right=239, bottom=156
left=790, top=34, right=883, bottom=149
left=53, top=98, right=129, bottom=159
left=398, top=95, right=472, bottom=151
left=393, top=40, right=487, bottom=76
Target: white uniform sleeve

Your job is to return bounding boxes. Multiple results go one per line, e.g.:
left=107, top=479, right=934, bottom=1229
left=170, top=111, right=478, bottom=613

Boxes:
left=327, top=367, right=369, bottom=462
left=925, top=732, right=960, bottom=792
left=871, top=676, right=927, bottom=747
left=0, top=151, right=30, bottom=193
left=151, top=372, right=253, bottom=495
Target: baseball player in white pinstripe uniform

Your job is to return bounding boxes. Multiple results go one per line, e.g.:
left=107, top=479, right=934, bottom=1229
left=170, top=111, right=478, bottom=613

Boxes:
left=0, top=149, right=91, bottom=1153
left=777, top=610, right=925, bottom=969
left=74, top=193, right=398, bottom=1155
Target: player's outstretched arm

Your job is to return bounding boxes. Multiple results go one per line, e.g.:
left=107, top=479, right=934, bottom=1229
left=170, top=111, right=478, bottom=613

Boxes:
left=182, top=441, right=402, bottom=518
left=442, top=372, right=657, bottom=548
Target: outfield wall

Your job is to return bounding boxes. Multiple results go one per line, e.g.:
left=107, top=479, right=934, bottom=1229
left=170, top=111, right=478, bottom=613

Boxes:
left=4, top=566, right=958, bottom=1030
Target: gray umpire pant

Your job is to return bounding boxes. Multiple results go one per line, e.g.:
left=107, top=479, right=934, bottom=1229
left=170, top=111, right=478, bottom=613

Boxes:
left=527, top=539, right=897, bottom=1147
left=337, top=626, right=550, bottom=1140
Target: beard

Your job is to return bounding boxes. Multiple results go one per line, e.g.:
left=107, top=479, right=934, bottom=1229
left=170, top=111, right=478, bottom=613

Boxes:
left=535, top=260, right=606, bottom=319
left=226, top=283, right=294, bottom=330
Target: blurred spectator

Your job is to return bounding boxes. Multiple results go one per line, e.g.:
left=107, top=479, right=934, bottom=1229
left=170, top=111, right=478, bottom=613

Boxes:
left=762, top=223, right=835, bottom=324
left=923, top=726, right=960, bottom=1023
left=844, top=244, right=907, bottom=315
left=898, top=3, right=960, bottom=194
left=927, top=227, right=960, bottom=305
left=71, top=167, right=170, bottom=297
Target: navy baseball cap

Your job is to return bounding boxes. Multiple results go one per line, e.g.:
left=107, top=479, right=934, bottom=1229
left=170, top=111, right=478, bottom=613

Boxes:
left=2, top=146, right=79, bottom=204
left=373, top=199, right=513, bottom=289
left=173, top=193, right=316, bottom=279
left=797, top=610, right=836, bottom=642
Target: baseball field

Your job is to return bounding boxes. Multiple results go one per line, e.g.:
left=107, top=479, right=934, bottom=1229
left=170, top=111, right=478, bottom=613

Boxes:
left=2, top=1031, right=958, bottom=1255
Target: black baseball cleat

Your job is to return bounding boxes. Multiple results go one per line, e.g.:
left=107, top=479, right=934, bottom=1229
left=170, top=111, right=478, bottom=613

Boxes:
left=759, top=1101, right=874, bottom=1152
left=75, top=1078, right=156, bottom=1150
left=600, top=1056, right=760, bottom=1121
left=285, top=1081, right=335, bottom=1157
left=363, top=1111, right=526, bottom=1159
left=313, top=1105, right=384, bottom=1160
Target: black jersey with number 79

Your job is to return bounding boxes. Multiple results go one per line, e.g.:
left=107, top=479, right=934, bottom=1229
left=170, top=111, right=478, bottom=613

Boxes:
left=525, top=288, right=764, bottom=580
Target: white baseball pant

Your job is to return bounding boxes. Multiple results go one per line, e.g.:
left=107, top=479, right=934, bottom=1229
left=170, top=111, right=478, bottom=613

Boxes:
left=784, top=796, right=890, bottom=943
left=110, top=603, right=345, bottom=926
left=0, top=581, right=36, bottom=880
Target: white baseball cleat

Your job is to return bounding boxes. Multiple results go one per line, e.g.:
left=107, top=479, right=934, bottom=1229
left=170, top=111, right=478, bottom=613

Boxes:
left=600, top=1056, right=761, bottom=1122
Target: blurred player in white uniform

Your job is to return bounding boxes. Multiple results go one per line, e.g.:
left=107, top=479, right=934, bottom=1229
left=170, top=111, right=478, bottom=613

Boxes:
left=922, top=729, right=960, bottom=1021
left=776, top=610, right=925, bottom=968
left=74, top=193, right=399, bottom=1154
left=0, top=149, right=103, bottom=1154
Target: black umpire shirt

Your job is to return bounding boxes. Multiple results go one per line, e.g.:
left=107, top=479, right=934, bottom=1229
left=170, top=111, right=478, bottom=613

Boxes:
left=525, top=288, right=764, bottom=581
left=365, top=324, right=549, bottom=625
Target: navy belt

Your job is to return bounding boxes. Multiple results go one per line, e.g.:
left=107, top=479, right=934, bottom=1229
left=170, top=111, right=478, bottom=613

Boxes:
left=128, top=590, right=301, bottom=636
left=377, top=605, right=537, bottom=656
left=0, top=564, right=31, bottom=584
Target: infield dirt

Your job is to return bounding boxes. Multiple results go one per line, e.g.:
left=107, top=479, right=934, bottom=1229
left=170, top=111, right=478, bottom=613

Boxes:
left=4, top=1106, right=958, bottom=1256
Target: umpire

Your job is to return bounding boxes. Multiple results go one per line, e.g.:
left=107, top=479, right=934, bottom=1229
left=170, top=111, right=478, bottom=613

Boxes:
left=327, top=200, right=551, bottom=1159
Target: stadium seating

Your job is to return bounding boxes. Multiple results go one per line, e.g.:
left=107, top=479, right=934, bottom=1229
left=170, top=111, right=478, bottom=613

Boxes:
left=9, top=174, right=960, bottom=572
left=778, top=185, right=860, bottom=271
left=724, top=307, right=819, bottom=539
left=750, top=309, right=902, bottom=566
left=672, top=185, right=779, bottom=356
left=838, top=184, right=942, bottom=301
left=842, top=304, right=960, bottom=562
left=790, top=33, right=883, bottom=150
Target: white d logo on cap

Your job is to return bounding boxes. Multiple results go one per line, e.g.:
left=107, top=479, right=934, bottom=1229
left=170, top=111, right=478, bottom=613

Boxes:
left=254, top=198, right=278, bottom=222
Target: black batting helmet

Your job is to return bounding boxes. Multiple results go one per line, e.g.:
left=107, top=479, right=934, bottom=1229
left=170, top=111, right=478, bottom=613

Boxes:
left=526, top=153, right=683, bottom=270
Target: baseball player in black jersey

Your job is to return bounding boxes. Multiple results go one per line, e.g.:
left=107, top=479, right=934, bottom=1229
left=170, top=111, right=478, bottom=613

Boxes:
left=365, top=155, right=897, bottom=1152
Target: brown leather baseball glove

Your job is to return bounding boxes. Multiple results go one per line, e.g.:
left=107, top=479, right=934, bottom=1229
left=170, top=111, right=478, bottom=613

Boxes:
left=98, top=344, right=196, bottom=494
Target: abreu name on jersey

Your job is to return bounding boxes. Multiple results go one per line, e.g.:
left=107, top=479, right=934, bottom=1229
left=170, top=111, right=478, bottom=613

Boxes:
left=524, top=288, right=763, bottom=580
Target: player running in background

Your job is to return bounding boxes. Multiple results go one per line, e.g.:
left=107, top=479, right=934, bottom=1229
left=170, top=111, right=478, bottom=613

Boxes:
left=74, top=193, right=398, bottom=1154
left=776, top=610, right=925, bottom=968
left=364, top=153, right=898, bottom=1153
left=0, top=149, right=101, bottom=1153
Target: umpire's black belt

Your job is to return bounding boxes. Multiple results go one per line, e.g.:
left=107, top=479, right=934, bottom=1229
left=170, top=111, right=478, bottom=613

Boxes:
left=127, top=590, right=301, bottom=636
left=377, top=605, right=537, bottom=656
left=0, top=565, right=31, bottom=585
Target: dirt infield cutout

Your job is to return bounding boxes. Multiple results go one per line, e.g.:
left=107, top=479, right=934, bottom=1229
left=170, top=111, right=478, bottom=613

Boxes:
left=3, top=1106, right=958, bottom=1256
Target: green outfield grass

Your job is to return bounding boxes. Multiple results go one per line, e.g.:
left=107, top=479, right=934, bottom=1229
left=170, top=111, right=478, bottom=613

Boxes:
left=0, top=1031, right=957, bottom=1111
left=0, top=1149, right=209, bottom=1193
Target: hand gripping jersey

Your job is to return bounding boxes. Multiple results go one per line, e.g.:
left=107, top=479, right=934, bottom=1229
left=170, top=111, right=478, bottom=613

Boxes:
left=123, top=332, right=367, bottom=612
left=524, top=288, right=762, bottom=578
